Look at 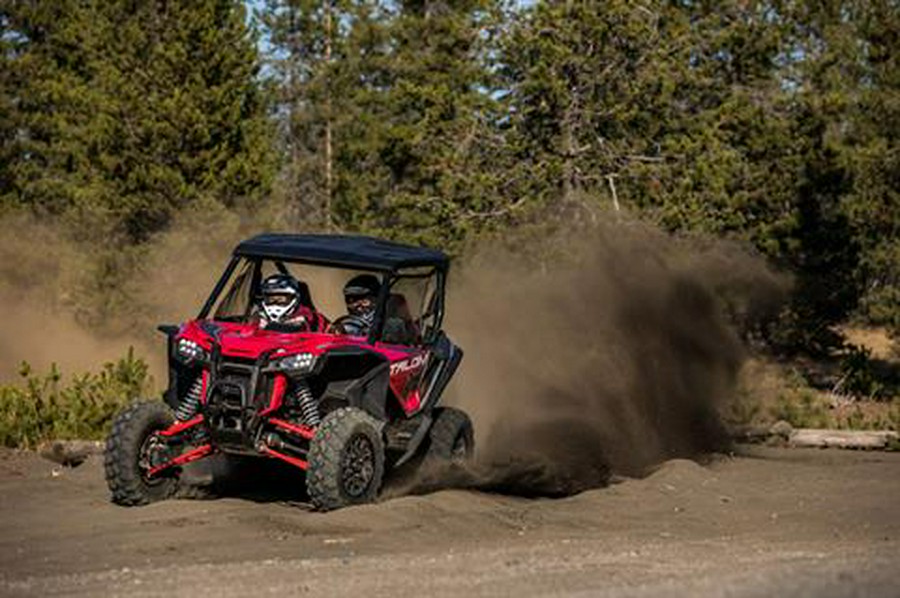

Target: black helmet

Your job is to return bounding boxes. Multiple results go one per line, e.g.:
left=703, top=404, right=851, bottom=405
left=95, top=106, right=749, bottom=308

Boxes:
left=343, top=274, right=380, bottom=319
left=260, top=274, right=301, bottom=323
left=343, top=274, right=381, bottom=300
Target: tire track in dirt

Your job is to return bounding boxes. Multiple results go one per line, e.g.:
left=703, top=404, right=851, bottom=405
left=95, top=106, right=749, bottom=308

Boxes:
left=1, top=446, right=897, bottom=597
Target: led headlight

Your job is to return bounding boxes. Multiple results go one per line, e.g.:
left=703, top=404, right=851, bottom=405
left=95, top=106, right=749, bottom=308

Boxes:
left=176, top=338, right=208, bottom=363
left=270, top=352, right=317, bottom=373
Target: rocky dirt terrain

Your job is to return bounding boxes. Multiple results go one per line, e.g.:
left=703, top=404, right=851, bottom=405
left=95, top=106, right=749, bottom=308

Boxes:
left=1, top=446, right=898, bottom=597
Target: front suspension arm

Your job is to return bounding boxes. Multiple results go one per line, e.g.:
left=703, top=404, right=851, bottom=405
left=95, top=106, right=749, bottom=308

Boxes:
left=147, top=443, right=214, bottom=477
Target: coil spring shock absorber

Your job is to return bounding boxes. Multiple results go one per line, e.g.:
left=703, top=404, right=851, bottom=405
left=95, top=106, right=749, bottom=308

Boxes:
left=175, top=376, right=203, bottom=421
left=292, top=382, right=321, bottom=427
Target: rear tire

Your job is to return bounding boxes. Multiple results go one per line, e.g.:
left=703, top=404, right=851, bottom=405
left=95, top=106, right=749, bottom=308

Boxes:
left=104, top=401, right=181, bottom=506
left=426, top=407, right=474, bottom=464
left=306, top=407, right=385, bottom=511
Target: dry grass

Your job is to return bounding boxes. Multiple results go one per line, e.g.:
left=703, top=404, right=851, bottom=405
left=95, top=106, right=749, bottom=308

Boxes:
left=840, top=326, right=898, bottom=361
left=728, top=328, right=900, bottom=432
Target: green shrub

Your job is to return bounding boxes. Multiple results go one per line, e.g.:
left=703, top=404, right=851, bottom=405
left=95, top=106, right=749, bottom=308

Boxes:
left=839, top=344, right=884, bottom=399
left=0, top=349, right=150, bottom=448
left=769, top=389, right=829, bottom=429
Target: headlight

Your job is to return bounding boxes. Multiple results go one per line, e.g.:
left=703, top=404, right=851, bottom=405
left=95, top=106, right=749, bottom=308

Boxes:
left=270, top=352, right=317, bottom=373
left=176, top=338, right=208, bottom=363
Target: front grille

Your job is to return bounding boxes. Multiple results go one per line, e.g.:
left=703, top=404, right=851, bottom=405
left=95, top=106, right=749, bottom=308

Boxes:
left=215, top=377, right=248, bottom=409
left=219, top=357, right=271, bottom=408
left=205, top=375, right=249, bottom=450
left=204, top=356, right=273, bottom=452
left=219, top=356, right=255, bottom=379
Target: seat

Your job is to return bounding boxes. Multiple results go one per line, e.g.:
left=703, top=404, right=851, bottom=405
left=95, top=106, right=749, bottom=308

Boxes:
left=383, top=293, right=420, bottom=345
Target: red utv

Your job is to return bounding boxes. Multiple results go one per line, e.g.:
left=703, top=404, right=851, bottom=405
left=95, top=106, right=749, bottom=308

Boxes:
left=104, top=234, right=470, bottom=510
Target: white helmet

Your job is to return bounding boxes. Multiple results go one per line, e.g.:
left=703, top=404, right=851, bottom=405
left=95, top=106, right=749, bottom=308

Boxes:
left=260, top=274, right=301, bottom=323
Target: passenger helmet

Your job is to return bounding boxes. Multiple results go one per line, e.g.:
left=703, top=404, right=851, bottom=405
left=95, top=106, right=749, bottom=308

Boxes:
left=343, top=274, right=380, bottom=318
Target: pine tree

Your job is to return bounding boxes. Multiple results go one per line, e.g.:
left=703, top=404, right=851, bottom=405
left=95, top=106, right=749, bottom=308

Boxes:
left=500, top=1, right=665, bottom=214
left=498, top=1, right=796, bottom=237
left=772, top=0, right=886, bottom=343
left=261, top=0, right=506, bottom=247
left=640, top=1, right=796, bottom=241
left=353, top=0, right=506, bottom=246
left=260, top=0, right=349, bottom=228
left=1, top=0, right=276, bottom=242
left=837, top=0, right=900, bottom=332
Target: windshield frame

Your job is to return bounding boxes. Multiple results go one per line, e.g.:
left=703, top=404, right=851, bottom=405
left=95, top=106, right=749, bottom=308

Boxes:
left=197, top=255, right=447, bottom=346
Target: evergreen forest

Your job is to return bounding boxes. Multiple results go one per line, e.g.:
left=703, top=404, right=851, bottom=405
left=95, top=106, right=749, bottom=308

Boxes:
left=1, top=0, right=898, bottom=355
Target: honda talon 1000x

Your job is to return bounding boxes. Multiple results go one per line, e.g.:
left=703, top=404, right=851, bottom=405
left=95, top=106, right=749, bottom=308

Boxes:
left=104, top=234, right=470, bottom=510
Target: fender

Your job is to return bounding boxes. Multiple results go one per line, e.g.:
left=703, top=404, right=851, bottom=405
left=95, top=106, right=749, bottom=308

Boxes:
left=316, top=348, right=391, bottom=420
left=393, top=334, right=464, bottom=467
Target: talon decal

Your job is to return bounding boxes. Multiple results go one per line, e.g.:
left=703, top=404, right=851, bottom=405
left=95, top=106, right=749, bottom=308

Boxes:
left=390, top=354, right=427, bottom=376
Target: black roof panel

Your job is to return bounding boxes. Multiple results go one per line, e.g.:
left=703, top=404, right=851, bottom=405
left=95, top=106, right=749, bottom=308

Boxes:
left=234, top=234, right=449, bottom=272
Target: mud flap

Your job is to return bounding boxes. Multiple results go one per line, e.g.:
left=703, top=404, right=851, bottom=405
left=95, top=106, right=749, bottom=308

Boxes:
left=393, top=414, right=433, bottom=468
left=419, top=333, right=463, bottom=412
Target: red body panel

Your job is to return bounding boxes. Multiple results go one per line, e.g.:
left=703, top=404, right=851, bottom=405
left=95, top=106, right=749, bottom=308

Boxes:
left=141, top=318, right=435, bottom=478
left=178, top=319, right=429, bottom=416
left=260, top=374, right=288, bottom=416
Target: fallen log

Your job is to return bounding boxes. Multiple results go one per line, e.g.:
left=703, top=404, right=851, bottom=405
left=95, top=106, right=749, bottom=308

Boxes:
left=731, top=422, right=899, bottom=450
left=788, top=429, right=898, bottom=450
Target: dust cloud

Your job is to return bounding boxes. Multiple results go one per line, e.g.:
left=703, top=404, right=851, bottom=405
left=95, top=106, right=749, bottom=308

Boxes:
left=0, top=206, right=261, bottom=382
left=0, top=216, right=150, bottom=380
left=420, top=221, right=785, bottom=496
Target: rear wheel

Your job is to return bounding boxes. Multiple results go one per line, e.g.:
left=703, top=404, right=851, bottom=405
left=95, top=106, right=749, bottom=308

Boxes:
left=104, top=401, right=181, bottom=506
left=306, top=407, right=385, bottom=511
left=426, top=407, right=474, bottom=464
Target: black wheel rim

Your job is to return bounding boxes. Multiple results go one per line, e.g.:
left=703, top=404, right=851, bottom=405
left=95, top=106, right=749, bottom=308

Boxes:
left=137, top=432, right=167, bottom=485
left=340, top=433, right=376, bottom=498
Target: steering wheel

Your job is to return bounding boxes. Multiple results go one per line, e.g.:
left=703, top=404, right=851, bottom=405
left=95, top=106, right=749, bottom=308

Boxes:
left=327, top=314, right=369, bottom=335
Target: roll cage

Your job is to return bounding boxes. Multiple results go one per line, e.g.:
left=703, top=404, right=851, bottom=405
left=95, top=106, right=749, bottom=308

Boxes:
left=198, top=234, right=450, bottom=347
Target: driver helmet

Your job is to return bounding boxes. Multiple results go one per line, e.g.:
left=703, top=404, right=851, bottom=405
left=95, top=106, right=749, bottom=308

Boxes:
left=260, top=274, right=302, bottom=323
left=343, top=274, right=380, bottom=323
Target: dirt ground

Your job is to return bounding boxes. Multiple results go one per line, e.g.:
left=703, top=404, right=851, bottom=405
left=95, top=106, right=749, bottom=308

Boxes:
left=0, top=446, right=898, bottom=597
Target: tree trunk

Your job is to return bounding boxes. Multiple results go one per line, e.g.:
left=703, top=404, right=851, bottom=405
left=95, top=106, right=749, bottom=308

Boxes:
left=323, top=0, right=333, bottom=230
